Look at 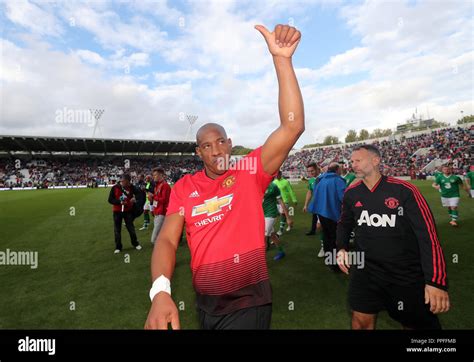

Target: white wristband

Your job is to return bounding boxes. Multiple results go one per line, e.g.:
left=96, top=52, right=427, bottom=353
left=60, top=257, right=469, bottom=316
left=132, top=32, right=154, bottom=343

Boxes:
left=149, top=275, right=171, bottom=302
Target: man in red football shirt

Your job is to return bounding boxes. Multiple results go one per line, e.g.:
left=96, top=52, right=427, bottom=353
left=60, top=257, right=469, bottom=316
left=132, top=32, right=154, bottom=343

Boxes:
left=145, top=24, right=304, bottom=330
left=150, top=168, right=171, bottom=245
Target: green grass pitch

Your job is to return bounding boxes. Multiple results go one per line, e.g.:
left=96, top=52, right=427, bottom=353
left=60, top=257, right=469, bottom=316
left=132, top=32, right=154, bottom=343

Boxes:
left=0, top=180, right=472, bottom=329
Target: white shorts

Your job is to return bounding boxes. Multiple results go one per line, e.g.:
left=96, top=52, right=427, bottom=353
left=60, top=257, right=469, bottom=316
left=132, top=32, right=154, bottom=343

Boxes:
left=441, top=197, right=459, bottom=207
left=264, top=217, right=277, bottom=237
left=470, top=190, right=474, bottom=198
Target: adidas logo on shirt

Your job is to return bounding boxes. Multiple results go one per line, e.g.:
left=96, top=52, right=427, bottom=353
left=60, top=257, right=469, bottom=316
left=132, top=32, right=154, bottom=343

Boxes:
left=189, top=190, right=200, bottom=198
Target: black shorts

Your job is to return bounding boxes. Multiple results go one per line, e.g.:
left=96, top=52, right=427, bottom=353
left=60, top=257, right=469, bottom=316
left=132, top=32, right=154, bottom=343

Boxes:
left=198, top=304, right=272, bottom=330
left=348, top=268, right=441, bottom=329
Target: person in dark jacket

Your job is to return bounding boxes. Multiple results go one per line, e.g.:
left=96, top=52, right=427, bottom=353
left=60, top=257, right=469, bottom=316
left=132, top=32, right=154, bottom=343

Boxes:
left=133, top=174, right=147, bottom=221
left=108, top=174, right=142, bottom=253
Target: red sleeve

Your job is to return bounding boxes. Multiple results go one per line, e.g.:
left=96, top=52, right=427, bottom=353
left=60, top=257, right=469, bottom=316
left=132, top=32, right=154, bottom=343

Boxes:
left=241, top=146, right=278, bottom=194
left=108, top=185, right=121, bottom=205
left=162, top=183, right=171, bottom=211
left=166, top=181, right=184, bottom=216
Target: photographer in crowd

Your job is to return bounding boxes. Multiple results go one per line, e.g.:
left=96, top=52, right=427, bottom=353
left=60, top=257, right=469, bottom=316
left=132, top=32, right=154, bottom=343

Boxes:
left=108, top=174, right=142, bottom=254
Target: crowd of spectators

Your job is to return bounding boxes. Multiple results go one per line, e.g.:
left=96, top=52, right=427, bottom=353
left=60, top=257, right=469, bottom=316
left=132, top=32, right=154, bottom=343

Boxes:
left=0, top=125, right=471, bottom=188
left=0, top=157, right=203, bottom=188
left=282, top=126, right=472, bottom=178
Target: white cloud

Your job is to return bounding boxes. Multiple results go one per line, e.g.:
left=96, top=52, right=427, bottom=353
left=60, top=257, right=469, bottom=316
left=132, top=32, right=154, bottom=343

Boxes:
left=294, top=0, right=473, bottom=144
left=58, top=3, right=170, bottom=53
left=74, top=49, right=150, bottom=71
left=129, top=0, right=184, bottom=26
left=111, top=51, right=151, bottom=69
left=1, top=0, right=472, bottom=149
left=0, top=37, right=199, bottom=141
left=319, top=47, right=370, bottom=77
left=75, top=49, right=106, bottom=66
left=3, top=0, right=63, bottom=36
left=296, top=47, right=371, bottom=81
left=154, top=70, right=215, bottom=83
left=159, top=0, right=274, bottom=74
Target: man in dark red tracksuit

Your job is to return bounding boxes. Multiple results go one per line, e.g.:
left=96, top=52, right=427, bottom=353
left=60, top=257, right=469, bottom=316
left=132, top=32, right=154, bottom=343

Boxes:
left=108, top=174, right=142, bottom=253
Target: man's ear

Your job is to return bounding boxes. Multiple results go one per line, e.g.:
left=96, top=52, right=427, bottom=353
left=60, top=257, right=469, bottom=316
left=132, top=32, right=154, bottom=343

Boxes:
left=195, top=146, right=202, bottom=160
left=227, top=138, right=233, bottom=149
left=374, top=156, right=381, bottom=168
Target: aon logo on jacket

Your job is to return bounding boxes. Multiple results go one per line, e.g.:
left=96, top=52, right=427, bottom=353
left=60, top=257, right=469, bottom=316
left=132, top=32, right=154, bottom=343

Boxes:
left=357, top=210, right=396, bottom=227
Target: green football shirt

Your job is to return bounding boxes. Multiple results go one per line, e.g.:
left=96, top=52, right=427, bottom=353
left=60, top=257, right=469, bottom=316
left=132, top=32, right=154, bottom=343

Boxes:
left=263, top=182, right=281, bottom=218
left=435, top=173, right=462, bottom=198
left=308, top=177, right=316, bottom=192
left=344, top=172, right=356, bottom=186
left=273, top=178, right=297, bottom=204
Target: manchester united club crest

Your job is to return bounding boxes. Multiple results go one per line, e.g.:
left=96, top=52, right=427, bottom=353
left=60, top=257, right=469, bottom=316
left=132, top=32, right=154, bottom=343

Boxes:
left=222, top=175, right=236, bottom=188
left=385, top=197, right=399, bottom=209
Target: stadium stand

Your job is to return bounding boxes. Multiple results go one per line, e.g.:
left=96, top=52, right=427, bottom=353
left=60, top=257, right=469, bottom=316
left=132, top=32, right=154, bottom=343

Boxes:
left=283, top=124, right=473, bottom=180
left=0, top=136, right=200, bottom=189
left=0, top=123, right=472, bottom=189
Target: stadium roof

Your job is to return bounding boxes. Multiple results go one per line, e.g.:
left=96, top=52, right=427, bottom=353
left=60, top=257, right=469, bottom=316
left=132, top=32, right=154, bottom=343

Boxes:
left=0, top=135, right=197, bottom=155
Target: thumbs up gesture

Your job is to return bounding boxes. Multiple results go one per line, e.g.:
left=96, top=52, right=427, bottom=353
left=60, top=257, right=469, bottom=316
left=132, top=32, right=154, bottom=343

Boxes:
left=255, top=24, right=301, bottom=58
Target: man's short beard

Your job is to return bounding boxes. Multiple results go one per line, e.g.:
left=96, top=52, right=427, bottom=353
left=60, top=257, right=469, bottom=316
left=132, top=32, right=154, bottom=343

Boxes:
left=358, top=168, right=376, bottom=179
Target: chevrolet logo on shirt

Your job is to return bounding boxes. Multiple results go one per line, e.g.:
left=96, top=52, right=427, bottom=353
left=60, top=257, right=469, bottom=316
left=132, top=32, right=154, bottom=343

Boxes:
left=192, top=194, right=233, bottom=217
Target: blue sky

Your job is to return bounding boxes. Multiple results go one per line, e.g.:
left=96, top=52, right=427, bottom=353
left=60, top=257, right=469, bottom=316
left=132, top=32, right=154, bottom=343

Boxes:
left=0, top=0, right=472, bottom=148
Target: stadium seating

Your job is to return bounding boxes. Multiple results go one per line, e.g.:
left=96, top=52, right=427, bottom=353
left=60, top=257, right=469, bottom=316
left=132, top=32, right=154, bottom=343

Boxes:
left=0, top=157, right=202, bottom=188
left=283, top=125, right=473, bottom=178
left=0, top=125, right=472, bottom=188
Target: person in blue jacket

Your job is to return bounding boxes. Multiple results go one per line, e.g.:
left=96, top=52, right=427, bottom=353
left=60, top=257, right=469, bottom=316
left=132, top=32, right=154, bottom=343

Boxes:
left=308, top=162, right=346, bottom=271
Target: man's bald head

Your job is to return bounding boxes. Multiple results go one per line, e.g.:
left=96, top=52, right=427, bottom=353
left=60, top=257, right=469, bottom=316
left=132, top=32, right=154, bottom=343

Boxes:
left=194, top=122, right=232, bottom=179
left=196, top=123, right=228, bottom=145
left=328, top=162, right=340, bottom=174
